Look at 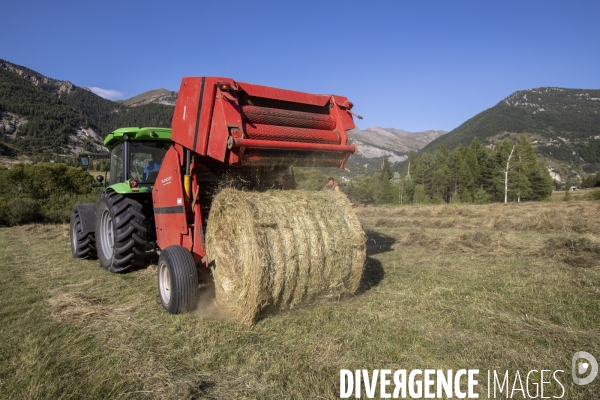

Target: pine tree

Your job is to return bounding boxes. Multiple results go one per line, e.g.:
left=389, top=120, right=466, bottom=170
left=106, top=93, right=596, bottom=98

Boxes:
left=374, top=157, right=395, bottom=204
left=463, top=145, right=480, bottom=189
left=529, top=161, right=553, bottom=200
left=413, top=184, right=427, bottom=204
left=448, top=147, right=474, bottom=202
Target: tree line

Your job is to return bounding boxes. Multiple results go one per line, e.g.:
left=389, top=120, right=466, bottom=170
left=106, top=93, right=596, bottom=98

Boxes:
left=347, top=136, right=554, bottom=205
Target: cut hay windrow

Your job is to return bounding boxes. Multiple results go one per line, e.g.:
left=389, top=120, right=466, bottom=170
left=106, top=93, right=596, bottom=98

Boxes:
left=206, top=188, right=366, bottom=325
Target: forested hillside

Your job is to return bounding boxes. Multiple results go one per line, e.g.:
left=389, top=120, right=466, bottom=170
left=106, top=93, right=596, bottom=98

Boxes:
left=423, top=87, right=600, bottom=180
left=0, top=67, right=89, bottom=155
left=0, top=60, right=173, bottom=157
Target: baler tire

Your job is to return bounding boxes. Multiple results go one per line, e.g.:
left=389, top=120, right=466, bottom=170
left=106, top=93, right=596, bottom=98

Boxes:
left=157, top=246, right=199, bottom=314
left=70, top=210, right=97, bottom=260
left=95, top=191, right=148, bottom=273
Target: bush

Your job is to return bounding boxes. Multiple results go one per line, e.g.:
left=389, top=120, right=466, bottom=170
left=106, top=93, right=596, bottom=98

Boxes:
left=473, top=188, right=491, bottom=204
left=5, top=197, right=40, bottom=225
left=0, top=163, right=97, bottom=226
left=42, top=195, right=76, bottom=223
left=591, top=189, right=600, bottom=201
left=430, top=194, right=444, bottom=205
left=0, top=198, right=7, bottom=225
left=41, top=191, right=102, bottom=224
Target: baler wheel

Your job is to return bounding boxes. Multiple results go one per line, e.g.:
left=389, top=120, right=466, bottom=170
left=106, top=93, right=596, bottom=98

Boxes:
left=95, top=191, right=147, bottom=273
left=70, top=210, right=97, bottom=260
left=157, top=246, right=199, bottom=314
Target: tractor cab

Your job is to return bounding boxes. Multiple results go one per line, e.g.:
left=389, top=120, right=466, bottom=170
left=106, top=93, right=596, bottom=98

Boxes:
left=108, top=141, right=169, bottom=185
left=104, top=127, right=173, bottom=192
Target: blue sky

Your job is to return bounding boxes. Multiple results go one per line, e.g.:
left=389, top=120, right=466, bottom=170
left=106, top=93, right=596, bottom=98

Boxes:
left=2, top=1, right=599, bottom=132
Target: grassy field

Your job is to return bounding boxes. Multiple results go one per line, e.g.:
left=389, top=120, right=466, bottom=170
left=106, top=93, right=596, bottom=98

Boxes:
left=550, top=189, right=599, bottom=202
left=1, top=201, right=599, bottom=399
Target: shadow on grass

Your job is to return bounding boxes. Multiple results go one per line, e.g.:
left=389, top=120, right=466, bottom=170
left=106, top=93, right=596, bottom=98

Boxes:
left=365, top=229, right=396, bottom=256
left=118, top=251, right=158, bottom=274
left=356, top=230, right=395, bottom=294
left=185, top=377, right=216, bottom=400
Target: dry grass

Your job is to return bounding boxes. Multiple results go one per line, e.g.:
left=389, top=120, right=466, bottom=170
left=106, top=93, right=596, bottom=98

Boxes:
left=0, top=201, right=599, bottom=398
left=206, top=189, right=365, bottom=325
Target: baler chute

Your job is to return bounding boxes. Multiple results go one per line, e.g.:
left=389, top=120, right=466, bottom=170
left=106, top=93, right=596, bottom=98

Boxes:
left=170, top=77, right=358, bottom=166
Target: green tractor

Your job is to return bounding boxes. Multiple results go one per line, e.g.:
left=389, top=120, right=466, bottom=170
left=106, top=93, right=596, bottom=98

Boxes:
left=70, top=127, right=172, bottom=272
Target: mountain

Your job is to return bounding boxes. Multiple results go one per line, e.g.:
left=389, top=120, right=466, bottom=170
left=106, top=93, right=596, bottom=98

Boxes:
left=117, top=88, right=177, bottom=107
left=0, top=59, right=173, bottom=157
left=0, top=59, right=80, bottom=96
left=422, top=87, right=600, bottom=181
left=348, top=126, right=446, bottom=162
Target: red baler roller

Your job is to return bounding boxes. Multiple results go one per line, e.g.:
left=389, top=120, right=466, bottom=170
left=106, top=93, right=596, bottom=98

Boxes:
left=242, top=106, right=336, bottom=130
left=243, top=123, right=340, bottom=144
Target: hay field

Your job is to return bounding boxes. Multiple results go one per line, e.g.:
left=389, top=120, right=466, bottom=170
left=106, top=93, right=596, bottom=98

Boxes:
left=550, top=189, right=598, bottom=202
left=0, top=201, right=599, bottom=399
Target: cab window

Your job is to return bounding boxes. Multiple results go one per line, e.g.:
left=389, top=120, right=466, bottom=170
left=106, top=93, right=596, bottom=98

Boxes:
left=129, top=142, right=169, bottom=183
left=109, top=143, right=124, bottom=185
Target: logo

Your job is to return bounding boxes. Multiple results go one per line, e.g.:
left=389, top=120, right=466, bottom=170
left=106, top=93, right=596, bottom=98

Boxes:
left=161, top=176, right=172, bottom=185
left=572, top=351, right=598, bottom=385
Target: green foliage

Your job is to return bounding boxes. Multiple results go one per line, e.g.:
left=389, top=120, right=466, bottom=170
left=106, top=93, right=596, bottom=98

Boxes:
left=293, top=168, right=332, bottom=190
left=473, top=187, right=490, bottom=204
left=393, top=172, right=414, bottom=205
left=0, top=163, right=96, bottom=225
left=349, top=177, right=375, bottom=203
left=563, top=181, right=572, bottom=201
left=2, top=198, right=40, bottom=226
left=583, top=172, right=600, bottom=188
left=412, top=184, right=427, bottom=204
left=591, top=190, right=600, bottom=200
left=372, top=157, right=395, bottom=204
left=351, top=137, right=553, bottom=205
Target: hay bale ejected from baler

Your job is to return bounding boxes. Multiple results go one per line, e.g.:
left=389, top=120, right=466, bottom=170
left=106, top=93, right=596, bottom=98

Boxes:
left=206, top=188, right=366, bottom=324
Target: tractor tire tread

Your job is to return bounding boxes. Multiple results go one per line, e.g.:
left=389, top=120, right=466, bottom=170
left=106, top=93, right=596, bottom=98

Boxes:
left=96, top=190, right=148, bottom=272
left=158, top=246, right=199, bottom=314
left=70, top=210, right=97, bottom=260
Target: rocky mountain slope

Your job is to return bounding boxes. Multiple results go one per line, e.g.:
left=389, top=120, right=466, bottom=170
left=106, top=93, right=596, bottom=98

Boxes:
left=117, top=88, right=177, bottom=107
left=348, top=126, right=446, bottom=162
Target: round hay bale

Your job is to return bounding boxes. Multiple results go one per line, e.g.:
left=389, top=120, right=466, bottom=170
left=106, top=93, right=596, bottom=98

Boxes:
left=206, top=188, right=366, bottom=324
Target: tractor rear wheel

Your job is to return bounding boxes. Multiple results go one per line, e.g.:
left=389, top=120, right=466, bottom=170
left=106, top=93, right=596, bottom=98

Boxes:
left=158, top=246, right=199, bottom=314
left=95, top=191, right=147, bottom=273
left=70, top=210, right=97, bottom=259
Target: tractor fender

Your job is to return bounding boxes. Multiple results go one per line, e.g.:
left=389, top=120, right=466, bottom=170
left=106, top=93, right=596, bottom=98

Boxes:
left=74, top=203, right=96, bottom=235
